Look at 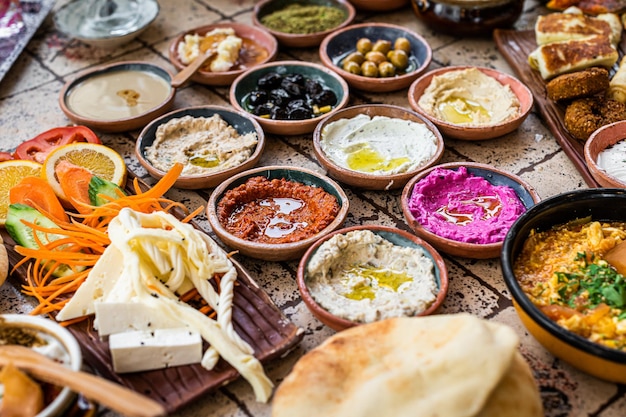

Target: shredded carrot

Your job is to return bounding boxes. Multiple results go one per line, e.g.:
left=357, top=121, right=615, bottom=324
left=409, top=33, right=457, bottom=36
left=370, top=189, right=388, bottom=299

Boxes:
left=10, top=163, right=214, bottom=317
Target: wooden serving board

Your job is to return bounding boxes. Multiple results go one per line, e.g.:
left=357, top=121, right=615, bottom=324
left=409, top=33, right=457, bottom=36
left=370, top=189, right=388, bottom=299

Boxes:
left=494, top=29, right=626, bottom=188
left=1, top=169, right=304, bottom=413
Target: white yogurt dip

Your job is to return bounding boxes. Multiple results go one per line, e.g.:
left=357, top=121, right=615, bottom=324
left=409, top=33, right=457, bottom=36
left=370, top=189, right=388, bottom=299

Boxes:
left=597, top=139, right=626, bottom=183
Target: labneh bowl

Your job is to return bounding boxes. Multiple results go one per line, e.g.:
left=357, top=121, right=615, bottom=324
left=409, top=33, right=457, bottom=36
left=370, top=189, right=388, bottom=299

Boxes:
left=135, top=105, right=265, bottom=190
left=168, top=22, right=278, bottom=86
left=0, top=314, right=83, bottom=417
left=206, top=165, right=350, bottom=261
left=252, top=0, right=356, bottom=48
left=401, top=162, right=540, bottom=259
left=312, top=104, right=444, bottom=190
left=297, top=225, right=449, bottom=331
left=319, top=22, right=432, bottom=93
left=501, top=189, right=626, bottom=383
left=408, top=66, right=533, bottom=140
left=584, top=120, right=626, bottom=188
left=230, top=60, right=350, bottom=136
left=59, top=61, right=175, bottom=133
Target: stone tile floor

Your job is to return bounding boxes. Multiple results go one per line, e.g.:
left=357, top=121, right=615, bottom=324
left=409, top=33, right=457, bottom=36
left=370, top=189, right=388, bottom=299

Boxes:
left=0, top=0, right=622, bottom=416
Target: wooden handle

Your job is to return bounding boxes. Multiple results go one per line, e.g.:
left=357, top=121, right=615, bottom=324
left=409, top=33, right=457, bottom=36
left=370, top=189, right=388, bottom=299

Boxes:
left=0, top=347, right=166, bottom=417
left=171, top=49, right=216, bottom=88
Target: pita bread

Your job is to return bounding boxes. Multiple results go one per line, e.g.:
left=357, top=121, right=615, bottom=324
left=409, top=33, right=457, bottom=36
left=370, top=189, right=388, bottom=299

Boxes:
left=0, top=234, right=7, bottom=287
left=271, top=314, right=543, bottom=417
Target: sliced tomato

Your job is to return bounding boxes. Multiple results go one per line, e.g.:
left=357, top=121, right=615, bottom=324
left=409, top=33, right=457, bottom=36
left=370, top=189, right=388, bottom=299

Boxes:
left=0, top=152, right=14, bottom=162
left=14, top=126, right=101, bottom=163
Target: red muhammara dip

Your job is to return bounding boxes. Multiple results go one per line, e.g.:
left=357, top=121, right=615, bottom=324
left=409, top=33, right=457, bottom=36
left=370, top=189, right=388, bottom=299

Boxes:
left=217, top=176, right=339, bottom=244
left=408, top=167, right=526, bottom=244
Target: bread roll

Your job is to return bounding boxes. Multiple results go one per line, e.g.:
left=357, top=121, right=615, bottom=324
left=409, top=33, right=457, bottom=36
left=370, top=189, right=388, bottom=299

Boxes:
left=272, top=314, right=543, bottom=417
left=609, top=56, right=626, bottom=103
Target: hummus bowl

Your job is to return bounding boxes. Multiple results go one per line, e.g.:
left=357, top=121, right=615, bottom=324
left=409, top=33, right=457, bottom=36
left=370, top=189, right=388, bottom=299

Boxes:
left=135, top=105, right=265, bottom=190
left=0, top=314, right=83, bottom=417
left=312, top=104, right=444, bottom=190
left=59, top=61, right=175, bottom=133
left=168, top=22, right=278, bottom=86
left=252, top=0, right=356, bottom=48
left=297, top=225, right=449, bottom=331
left=401, top=162, right=540, bottom=259
left=319, top=22, right=432, bottom=93
left=501, top=188, right=626, bottom=383
left=408, top=66, right=533, bottom=140
left=230, top=60, right=350, bottom=136
left=584, top=120, right=626, bottom=188
left=206, top=165, right=350, bottom=261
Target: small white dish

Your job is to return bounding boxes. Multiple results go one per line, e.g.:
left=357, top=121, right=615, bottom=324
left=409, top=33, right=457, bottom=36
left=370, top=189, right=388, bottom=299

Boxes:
left=54, top=0, right=159, bottom=49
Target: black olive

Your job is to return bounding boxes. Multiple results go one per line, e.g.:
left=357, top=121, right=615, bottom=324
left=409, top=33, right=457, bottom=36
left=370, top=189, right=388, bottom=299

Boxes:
left=312, top=89, right=337, bottom=107
left=270, top=106, right=288, bottom=120
left=247, top=90, right=268, bottom=106
left=257, top=72, right=282, bottom=89
left=253, top=102, right=274, bottom=116
left=269, top=88, right=291, bottom=106
left=280, top=79, right=304, bottom=98
left=284, top=73, right=305, bottom=85
left=305, top=79, right=324, bottom=96
left=288, top=106, right=313, bottom=120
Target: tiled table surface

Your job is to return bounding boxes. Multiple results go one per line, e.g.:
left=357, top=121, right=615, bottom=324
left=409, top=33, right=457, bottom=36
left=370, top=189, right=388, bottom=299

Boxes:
left=0, top=0, right=623, bottom=416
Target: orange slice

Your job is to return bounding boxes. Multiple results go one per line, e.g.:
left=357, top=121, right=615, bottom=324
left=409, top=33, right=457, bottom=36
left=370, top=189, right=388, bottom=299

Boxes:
left=42, top=143, right=126, bottom=204
left=0, top=160, right=43, bottom=225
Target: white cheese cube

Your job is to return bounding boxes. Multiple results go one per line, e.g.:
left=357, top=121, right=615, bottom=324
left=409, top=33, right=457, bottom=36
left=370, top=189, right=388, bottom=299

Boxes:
left=109, top=328, right=202, bottom=373
left=94, top=301, right=183, bottom=337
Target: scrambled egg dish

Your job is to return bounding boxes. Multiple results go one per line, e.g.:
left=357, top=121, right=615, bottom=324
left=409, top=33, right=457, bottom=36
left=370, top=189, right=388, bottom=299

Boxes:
left=514, top=218, right=626, bottom=350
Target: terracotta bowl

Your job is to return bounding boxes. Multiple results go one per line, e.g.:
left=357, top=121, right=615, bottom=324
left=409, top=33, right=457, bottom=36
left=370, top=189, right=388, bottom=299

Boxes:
left=584, top=121, right=626, bottom=188
left=206, top=165, right=350, bottom=261
left=348, top=0, right=409, bottom=11
left=252, top=0, right=356, bottom=48
left=319, top=22, right=432, bottom=93
left=54, top=0, right=159, bottom=49
left=501, top=188, right=626, bottom=383
left=59, top=61, right=175, bottom=133
left=0, top=314, right=83, bottom=417
left=408, top=66, right=533, bottom=140
left=401, top=162, right=540, bottom=259
left=312, top=104, right=444, bottom=190
left=168, top=22, right=278, bottom=87
left=297, top=225, right=448, bottom=331
left=135, top=106, right=265, bottom=190
left=230, top=60, right=350, bottom=136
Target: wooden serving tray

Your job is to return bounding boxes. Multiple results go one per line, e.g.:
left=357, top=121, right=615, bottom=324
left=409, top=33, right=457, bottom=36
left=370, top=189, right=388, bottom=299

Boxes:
left=1, top=169, right=303, bottom=413
left=494, top=29, right=626, bottom=188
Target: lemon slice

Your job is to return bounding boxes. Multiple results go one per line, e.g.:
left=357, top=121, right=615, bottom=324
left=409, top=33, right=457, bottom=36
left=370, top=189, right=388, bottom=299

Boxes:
left=42, top=143, right=127, bottom=203
left=0, top=160, right=43, bottom=225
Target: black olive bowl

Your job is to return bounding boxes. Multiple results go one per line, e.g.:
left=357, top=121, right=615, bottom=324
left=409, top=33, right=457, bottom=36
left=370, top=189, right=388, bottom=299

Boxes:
left=319, top=22, right=432, bottom=93
left=134, top=105, right=265, bottom=189
left=229, top=60, right=349, bottom=135
left=501, top=188, right=626, bottom=383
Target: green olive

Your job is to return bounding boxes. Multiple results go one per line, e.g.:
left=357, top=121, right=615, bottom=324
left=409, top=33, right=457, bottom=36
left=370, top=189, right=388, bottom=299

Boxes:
left=343, top=51, right=365, bottom=65
left=394, top=37, right=411, bottom=54
left=388, top=49, right=409, bottom=71
left=378, top=61, right=396, bottom=78
left=361, top=61, right=379, bottom=78
left=356, top=37, right=373, bottom=54
left=364, top=51, right=387, bottom=66
left=371, top=39, right=392, bottom=55
left=343, top=60, right=361, bottom=75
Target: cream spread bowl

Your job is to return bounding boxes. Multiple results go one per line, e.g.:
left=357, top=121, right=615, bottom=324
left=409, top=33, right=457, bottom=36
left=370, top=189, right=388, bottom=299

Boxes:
left=408, top=66, right=533, bottom=140
left=297, top=225, right=449, bottom=331
left=59, top=61, right=176, bottom=133
left=401, top=162, right=540, bottom=259
left=313, top=104, right=444, bottom=190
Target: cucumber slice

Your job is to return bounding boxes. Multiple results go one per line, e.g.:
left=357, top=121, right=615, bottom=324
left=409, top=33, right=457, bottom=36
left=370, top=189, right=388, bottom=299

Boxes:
left=88, top=176, right=126, bottom=206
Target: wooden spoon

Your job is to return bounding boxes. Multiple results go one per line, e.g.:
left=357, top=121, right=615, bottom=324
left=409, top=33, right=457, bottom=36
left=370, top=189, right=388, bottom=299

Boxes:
left=0, top=345, right=166, bottom=417
left=606, top=240, right=626, bottom=276
left=171, top=48, right=216, bottom=88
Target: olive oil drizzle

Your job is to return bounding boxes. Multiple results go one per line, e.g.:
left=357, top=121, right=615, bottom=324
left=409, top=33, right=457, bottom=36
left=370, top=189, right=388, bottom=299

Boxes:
left=342, top=265, right=413, bottom=301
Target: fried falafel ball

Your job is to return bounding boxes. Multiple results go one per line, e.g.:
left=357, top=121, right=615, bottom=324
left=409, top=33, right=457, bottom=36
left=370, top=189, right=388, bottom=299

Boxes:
left=564, top=97, right=626, bottom=141
left=546, top=67, right=610, bottom=102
